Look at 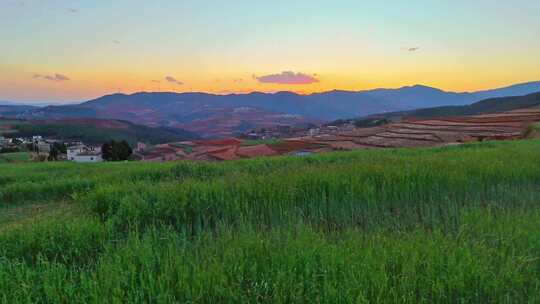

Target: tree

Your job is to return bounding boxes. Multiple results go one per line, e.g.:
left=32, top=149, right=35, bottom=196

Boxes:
left=48, top=142, right=67, bottom=161
left=101, top=140, right=132, bottom=161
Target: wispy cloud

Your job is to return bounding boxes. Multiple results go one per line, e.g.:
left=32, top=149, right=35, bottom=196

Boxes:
left=67, top=8, right=78, bottom=13
left=402, top=47, right=420, bottom=52
left=233, top=78, right=244, bottom=83
left=165, top=76, right=183, bottom=85
left=255, top=71, right=319, bottom=85
left=151, top=80, right=161, bottom=83
left=112, top=40, right=121, bottom=44
left=33, top=73, right=70, bottom=82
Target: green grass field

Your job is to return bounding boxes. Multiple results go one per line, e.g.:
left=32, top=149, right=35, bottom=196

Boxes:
left=0, top=140, right=539, bottom=302
left=0, top=152, right=31, bottom=163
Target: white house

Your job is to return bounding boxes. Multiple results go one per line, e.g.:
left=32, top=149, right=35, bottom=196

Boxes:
left=32, top=135, right=43, bottom=143
left=136, top=142, right=147, bottom=152
left=67, top=144, right=103, bottom=163
left=308, top=128, right=320, bottom=136
left=36, top=141, right=51, bottom=156
left=0, top=136, right=11, bottom=147
left=73, top=152, right=103, bottom=163
left=67, top=145, right=85, bottom=160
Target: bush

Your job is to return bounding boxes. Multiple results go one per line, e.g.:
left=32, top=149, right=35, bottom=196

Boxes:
left=102, top=140, right=132, bottom=161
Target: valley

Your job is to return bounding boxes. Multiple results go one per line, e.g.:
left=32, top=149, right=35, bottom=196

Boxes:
left=3, top=82, right=540, bottom=138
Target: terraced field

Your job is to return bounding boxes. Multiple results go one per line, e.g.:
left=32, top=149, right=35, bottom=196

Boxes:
left=310, top=106, right=540, bottom=149
left=135, top=106, right=540, bottom=162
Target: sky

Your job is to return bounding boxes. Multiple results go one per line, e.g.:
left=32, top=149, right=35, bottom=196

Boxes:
left=1, top=0, right=540, bottom=103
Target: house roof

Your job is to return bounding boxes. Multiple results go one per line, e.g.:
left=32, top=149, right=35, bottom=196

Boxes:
left=68, top=145, right=87, bottom=149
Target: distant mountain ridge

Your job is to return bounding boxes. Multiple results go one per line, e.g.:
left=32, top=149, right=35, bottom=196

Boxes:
left=375, top=91, right=540, bottom=120
left=0, top=105, right=38, bottom=116
left=3, top=81, right=540, bottom=137
left=473, top=81, right=540, bottom=100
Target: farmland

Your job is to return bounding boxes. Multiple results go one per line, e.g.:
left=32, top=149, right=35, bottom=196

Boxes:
left=135, top=106, right=540, bottom=162
left=307, top=106, right=540, bottom=150
left=0, top=139, right=539, bottom=302
left=0, top=152, right=31, bottom=164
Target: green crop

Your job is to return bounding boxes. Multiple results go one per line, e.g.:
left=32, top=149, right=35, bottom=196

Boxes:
left=0, top=140, right=539, bottom=303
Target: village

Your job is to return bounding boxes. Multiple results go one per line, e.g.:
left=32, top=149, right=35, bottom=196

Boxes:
left=0, top=135, right=104, bottom=163
left=0, top=122, right=355, bottom=163
left=2, top=105, right=540, bottom=163
left=134, top=106, right=540, bottom=161
left=0, top=118, right=354, bottom=163
left=133, top=123, right=351, bottom=162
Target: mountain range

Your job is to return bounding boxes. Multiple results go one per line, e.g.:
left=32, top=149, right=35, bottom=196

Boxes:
left=370, top=91, right=540, bottom=120
left=2, top=81, right=540, bottom=137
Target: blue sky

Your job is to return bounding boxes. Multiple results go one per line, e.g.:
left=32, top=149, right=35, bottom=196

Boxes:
left=1, top=0, right=539, bottom=102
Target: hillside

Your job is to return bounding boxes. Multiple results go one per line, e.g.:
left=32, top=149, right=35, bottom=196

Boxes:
left=0, top=105, right=37, bottom=116
left=397, top=91, right=540, bottom=119
left=363, top=81, right=540, bottom=110
left=0, top=140, right=539, bottom=302
left=0, top=118, right=199, bottom=145
left=331, top=91, right=540, bottom=127
left=135, top=105, right=540, bottom=162
left=4, top=81, right=540, bottom=137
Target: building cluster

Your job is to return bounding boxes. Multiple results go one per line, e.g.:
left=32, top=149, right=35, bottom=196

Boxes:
left=32, top=136, right=54, bottom=158
left=0, top=134, right=103, bottom=163
left=67, top=144, right=103, bottom=163
left=0, top=136, right=13, bottom=148
left=240, top=123, right=356, bottom=141
left=133, top=123, right=369, bottom=163
left=241, top=125, right=294, bottom=140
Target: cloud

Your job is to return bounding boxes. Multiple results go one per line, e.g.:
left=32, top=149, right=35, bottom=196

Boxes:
left=112, top=40, right=120, bottom=44
left=233, top=78, right=244, bottom=83
left=402, top=47, right=420, bottom=52
left=67, top=8, right=78, bottom=13
left=165, top=76, right=183, bottom=85
left=33, top=73, right=70, bottom=82
left=54, top=74, right=70, bottom=81
left=255, top=71, right=319, bottom=85
left=151, top=80, right=161, bottom=83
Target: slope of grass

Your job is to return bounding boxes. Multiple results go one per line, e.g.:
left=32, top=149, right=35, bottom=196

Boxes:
left=349, top=91, right=540, bottom=123
left=0, top=140, right=539, bottom=302
left=0, top=152, right=31, bottom=163
left=401, top=91, right=540, bottom=118
left=0, top=118, right=199, bottom=146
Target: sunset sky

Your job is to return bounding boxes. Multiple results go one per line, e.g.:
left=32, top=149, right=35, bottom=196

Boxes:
left=1, top=0, right=539, bottom=103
